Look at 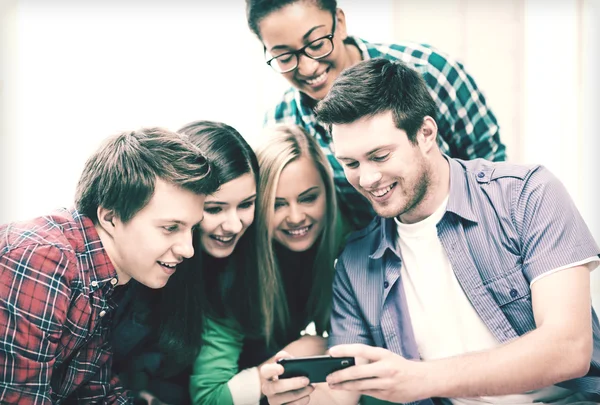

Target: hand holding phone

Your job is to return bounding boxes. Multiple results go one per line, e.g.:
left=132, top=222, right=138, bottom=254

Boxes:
left=277, top=355, right=355, bottom=383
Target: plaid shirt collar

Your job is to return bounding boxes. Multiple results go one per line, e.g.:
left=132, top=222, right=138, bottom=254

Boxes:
left=66, top=209, right=119, bottom=292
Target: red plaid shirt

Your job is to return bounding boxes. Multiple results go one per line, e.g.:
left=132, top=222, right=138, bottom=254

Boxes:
left=0, top=209, right=132, bottom=404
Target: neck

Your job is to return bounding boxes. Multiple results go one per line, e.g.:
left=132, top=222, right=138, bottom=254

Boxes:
left=94, top=223, right=130, bottom=285
left=344, top=40, right=363, bottom=68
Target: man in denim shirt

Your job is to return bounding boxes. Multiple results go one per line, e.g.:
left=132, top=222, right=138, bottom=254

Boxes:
left=260, top=58, right=600, bottom=405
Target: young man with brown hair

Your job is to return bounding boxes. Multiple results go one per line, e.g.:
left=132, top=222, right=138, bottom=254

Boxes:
left=0, top=127, right=219, bottom=404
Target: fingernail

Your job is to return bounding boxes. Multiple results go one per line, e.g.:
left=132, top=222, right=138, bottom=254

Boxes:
left=303, top=378, right=310, bottom=385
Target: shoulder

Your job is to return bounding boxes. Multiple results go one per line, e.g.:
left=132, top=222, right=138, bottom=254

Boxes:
left=264, top=88, right=302, bottom=125
left=357, top=37, right=459, bottom=73
left=0, top=210, right=83, bottom=280
left=458, top=158, right=548, bottom=187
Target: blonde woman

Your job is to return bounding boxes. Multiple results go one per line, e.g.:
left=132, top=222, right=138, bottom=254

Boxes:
left=188, top=124, right=341, bottom=405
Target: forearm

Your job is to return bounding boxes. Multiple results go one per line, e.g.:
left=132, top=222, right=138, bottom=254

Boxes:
left=422, top=326, right=591, bottom=398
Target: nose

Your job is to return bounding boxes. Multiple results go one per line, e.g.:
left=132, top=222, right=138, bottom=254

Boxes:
left=286, top=204, right=306, bottom=226
left=222, top=211, right=243, bottom=234
left=359, top=167, right=383, bottom=189
left=173, top=230, right=195, bottom=259
left=296, top=53, right=319, bottom=76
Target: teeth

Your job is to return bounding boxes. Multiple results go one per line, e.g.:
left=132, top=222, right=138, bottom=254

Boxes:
left=306, top=71, right=327, bottom=86
left=212, top=235, right=235, bottom=243
left=159, top=261, right=177, bottom=268
left=370, top=184, right=395, bottom=198
left=284, top=226, right=310, bottom=236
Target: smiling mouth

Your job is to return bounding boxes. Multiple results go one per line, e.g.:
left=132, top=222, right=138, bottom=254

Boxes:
left=210, top=234, right=236, bottom=245
left=158, top=261, right=178, bottom=268
left=369, top=183, right=396, bottom=198
left=282, top=224, right=313, bottom=237
left=302, top=67, right=329, bottom=87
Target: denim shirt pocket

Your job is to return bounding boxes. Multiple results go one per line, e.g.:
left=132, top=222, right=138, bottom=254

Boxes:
left=484, top=266, right=535, bottom=336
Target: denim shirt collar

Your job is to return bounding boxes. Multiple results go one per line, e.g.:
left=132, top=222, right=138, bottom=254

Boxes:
left=369, top=156, right=479, bottom=261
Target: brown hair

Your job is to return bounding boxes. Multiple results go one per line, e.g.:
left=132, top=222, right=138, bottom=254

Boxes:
left=75, top=127, right=218, bottom=223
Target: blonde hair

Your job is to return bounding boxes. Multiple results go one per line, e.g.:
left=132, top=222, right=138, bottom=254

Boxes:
left=255, top=124, right=337, bottom=343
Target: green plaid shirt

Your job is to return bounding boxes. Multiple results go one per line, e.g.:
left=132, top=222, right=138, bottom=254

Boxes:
left=264, top=37, right=507, bottom=230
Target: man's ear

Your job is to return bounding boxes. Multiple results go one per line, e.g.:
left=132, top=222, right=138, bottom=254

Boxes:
left=418, top=116, right=438, bottom=153
left=96, top=206, right=117, bottom=236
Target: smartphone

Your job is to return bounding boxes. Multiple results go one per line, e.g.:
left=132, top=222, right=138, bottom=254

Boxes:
left=277, top=355, right=355, bottom=383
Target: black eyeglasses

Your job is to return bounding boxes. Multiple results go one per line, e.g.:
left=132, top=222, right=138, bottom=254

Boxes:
left=265, top=16, right=337, bottom=74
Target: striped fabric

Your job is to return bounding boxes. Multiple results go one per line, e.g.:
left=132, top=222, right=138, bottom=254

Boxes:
left=0, top=209, right=131, bottom=404
left=330, top=157, right=600, bottom=399
left=265, top=37, right=507, bottom=230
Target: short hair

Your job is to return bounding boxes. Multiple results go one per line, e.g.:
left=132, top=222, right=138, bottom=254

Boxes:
left=254, top=124, right=337, bottom=339
left=75, top=127, right=218, bottom=223
left=315, top=58, right=437, bottom=143
left=246, top=0, right=337, bottom=39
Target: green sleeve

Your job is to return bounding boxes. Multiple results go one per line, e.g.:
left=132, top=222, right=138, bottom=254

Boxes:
left=189, top=317, right=244, bottom=405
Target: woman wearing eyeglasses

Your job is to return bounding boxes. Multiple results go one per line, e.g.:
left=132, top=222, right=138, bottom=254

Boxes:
left=246, top=0, right=507, bottom=231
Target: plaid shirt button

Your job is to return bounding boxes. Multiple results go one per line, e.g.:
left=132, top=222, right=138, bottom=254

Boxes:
left=110, top=278, right=118, bottom=285
left=99, top=310, right=106, bottom=317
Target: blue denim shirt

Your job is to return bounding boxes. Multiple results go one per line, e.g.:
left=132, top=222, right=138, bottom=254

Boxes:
left=329, top=157, right=600, bottom=403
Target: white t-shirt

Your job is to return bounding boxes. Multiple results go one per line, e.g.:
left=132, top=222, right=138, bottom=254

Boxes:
left=394, top=197, right=598, bottom=404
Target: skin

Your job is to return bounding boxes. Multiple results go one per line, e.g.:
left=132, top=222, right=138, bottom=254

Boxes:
left=258, top=2, right=362, bottom=101
left=96, top=178, right=205, bottom=289
left=332, top=111, right=447, bottom=223
left=259, top=113, right=594, bottom=404
left=271, top=156, right=327, bottom=252
left=199, top=173, right=256, bottom=259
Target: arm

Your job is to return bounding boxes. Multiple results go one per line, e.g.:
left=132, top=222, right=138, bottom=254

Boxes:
left=189, top=317, right=246, bottom=405
left=328, top=265, right=592, bottom=402
left=425, top=50, right=506, bottom=161
left=0, top=245, right=70, bottom=404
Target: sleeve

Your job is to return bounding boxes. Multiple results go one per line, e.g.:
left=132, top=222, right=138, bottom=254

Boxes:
left=328, top=256, right=374, bottom=348
left=0, top=244, right=71, bottom=404
left=424, top=50, right=507, bottom=162
left=514, top=166, right=600, bottom=282
left=67, top=342, right=132, bottom=404
left=189, top=317, right=260, bottom=405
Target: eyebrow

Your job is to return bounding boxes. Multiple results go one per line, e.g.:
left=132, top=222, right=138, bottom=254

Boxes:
left=275, top=186, right=320, bottom=201
left=157, top=218, right=204, bottom=227
left=336, top=145, right=393, bottom=161
left=205, top=194, right=257, bottom=205
left=270, top=24, right=327, bottom=51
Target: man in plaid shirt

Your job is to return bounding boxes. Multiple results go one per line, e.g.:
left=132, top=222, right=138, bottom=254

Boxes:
left=246, top=0, right=507, bottom=230
left=0, top=128, right=219, bottom=404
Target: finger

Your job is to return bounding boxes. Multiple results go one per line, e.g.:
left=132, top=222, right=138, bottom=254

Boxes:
left=327, top=360, right=383, bottom=384
left=260, top=362, right=285, bottom=381
left=274, top=350, right=293, bottom=362
left=268, top=383, right=314, bottom=405
left=329, top=343, right=389, bottom=362
left=263, top=376, right=310, bottom=398
left=329, top=376, right=390, bottom=392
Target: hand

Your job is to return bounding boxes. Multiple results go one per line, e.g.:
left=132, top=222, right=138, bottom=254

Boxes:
left=326, top=344, right=429, bottom=403
left=137, top=390, right=172, bottom=405
left=260, top=351, right=315, bottom=405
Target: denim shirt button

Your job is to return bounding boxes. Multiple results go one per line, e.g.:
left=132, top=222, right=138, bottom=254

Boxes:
left=384, top=281, right=390, bottom=288
left=509, top=288, right=518, bottom=298
left=477, top=171, right=485, bottom=178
